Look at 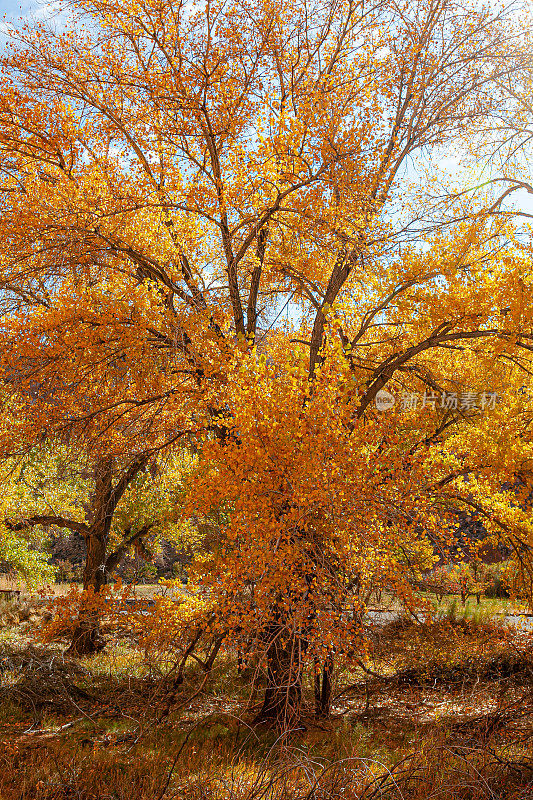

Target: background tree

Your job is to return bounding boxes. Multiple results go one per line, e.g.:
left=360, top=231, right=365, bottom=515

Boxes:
left=1, top=442, right=195, bottom=653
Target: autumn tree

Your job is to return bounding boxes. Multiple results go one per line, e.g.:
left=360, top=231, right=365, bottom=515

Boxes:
left=0, top=0, right=533, bottom=719
left=0, top=440, right=194, bottom=652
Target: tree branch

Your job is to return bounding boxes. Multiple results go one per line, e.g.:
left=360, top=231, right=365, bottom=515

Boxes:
left=104, top=523, right=154, bottom=574
left=5, top=515, right=89, bottom=535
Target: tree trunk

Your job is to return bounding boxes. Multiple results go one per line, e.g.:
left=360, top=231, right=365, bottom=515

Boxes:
left=67, top=459, right=114, bottom=656
left=256, top=626, right=303, bottom=729
left=314, top=655, right=333, bottom=717
left=66, top=528, right=108, bottom=655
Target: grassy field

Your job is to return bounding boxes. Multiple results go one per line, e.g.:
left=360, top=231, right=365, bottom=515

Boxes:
left=1, top=570, right=528, bottom=609
left=369, top=590, right=531, bottom=617
left=0, top=578, right=186, bottom=597
left=1, top=591, right=533, bottom=799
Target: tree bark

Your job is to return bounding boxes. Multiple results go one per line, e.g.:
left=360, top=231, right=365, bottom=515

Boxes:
left=67, top=459, right=114, bottom=656
left=256, top=625, right=303, bottom=729
left=314, top=655, right=333, bottom=717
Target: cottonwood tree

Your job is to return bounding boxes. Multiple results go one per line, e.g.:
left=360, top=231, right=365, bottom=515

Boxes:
left=0, top=0, right=532, bottom=718
left=186, top=255, right=533, bottom=725
left=0, top=443, right=193, bottom=652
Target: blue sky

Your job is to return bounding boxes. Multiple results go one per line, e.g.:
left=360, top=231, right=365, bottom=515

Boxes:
left=0, top=0, right=33, bottom=18
left=0, top=0, right=63, bottom=28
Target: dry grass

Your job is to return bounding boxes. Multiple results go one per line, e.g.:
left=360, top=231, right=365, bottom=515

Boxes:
left=0, top=729, right=531, bottom=799
left=0, top=613, right=532, bottom=799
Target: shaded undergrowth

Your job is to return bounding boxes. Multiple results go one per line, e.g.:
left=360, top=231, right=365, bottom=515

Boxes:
left=0, top=615, right=532, bottom=799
